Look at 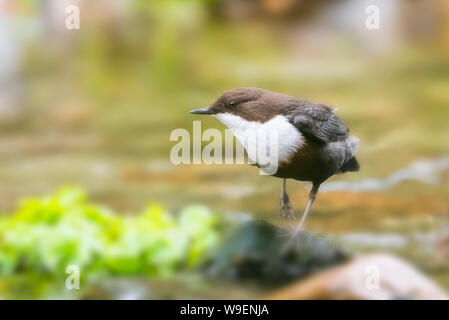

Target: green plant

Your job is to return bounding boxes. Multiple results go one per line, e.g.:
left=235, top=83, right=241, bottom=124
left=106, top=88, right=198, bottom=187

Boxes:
left=0, top=187, right=221, bottom=279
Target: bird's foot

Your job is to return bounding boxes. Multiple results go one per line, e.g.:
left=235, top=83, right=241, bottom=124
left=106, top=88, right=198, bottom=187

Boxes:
left=279, top=192, right=295, bottom=219
left=280, top=226, right=307, bottom=253
left=289, top=226, right=306, bottom=240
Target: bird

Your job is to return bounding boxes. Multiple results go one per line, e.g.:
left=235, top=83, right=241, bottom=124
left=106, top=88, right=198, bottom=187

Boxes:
left=190, top=87, right=360, bottom=238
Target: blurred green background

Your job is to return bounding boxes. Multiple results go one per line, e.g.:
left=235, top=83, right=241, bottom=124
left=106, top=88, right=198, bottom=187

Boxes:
left=1, top=0, right=449, bottom=299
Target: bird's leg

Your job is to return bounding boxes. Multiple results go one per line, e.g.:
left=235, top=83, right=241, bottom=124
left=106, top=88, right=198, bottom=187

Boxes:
left=290, top=182, right=320, bottom=239
left=279, top=179, right=295, bottom=219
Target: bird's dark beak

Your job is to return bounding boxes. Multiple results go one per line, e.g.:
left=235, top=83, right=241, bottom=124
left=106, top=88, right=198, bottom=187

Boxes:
left=190, top=106, right=214, bottom=115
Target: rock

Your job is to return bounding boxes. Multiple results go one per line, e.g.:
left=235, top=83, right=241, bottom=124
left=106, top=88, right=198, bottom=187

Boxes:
left=204, top=220, right=350, bottom=286
left=267, top=253, right=449, bottom=300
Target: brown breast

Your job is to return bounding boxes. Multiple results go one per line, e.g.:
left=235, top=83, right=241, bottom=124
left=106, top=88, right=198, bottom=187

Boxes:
left=272, top=138, right=338, bottom=183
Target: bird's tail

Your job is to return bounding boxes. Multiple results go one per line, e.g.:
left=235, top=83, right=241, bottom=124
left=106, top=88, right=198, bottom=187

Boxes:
left=339, top=156, right=360, bottom=173
left=339, top=135, right=360, bottom=173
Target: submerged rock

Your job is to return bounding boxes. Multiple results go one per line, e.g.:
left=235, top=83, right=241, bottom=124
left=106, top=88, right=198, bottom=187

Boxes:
left=204, top=220, right=350, bottom=286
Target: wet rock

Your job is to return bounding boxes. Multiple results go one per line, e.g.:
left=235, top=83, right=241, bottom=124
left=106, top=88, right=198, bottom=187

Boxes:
left=267, top=253, right=449, bottom=300
left=204, top=220, right=350, bottom=286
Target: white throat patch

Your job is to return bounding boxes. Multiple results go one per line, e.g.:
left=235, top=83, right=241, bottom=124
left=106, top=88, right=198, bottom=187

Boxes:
left=214, top=113, right=304, bottom=166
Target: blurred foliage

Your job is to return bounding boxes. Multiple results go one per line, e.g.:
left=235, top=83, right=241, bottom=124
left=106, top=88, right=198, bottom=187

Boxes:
left=0, top=187, right=221, bottom=280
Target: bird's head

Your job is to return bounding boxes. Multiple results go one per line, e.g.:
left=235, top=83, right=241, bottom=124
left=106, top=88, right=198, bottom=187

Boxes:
left=190, top=87, right=279, bottom=121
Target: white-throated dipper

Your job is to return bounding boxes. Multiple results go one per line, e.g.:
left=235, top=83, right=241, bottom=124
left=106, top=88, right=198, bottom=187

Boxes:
left=191, top=87, right=360, bottom=238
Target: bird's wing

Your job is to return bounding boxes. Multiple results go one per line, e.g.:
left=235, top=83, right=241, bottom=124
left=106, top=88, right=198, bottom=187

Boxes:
left=287, top=100, right=349, bottom=143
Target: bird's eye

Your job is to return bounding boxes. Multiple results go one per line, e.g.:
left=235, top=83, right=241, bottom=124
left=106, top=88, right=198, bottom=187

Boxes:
left=228, top=101, right=237, bottom=107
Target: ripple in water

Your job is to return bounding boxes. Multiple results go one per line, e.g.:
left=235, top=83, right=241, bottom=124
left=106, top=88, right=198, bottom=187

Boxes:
left=322, top=156, right=449, bottom=192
